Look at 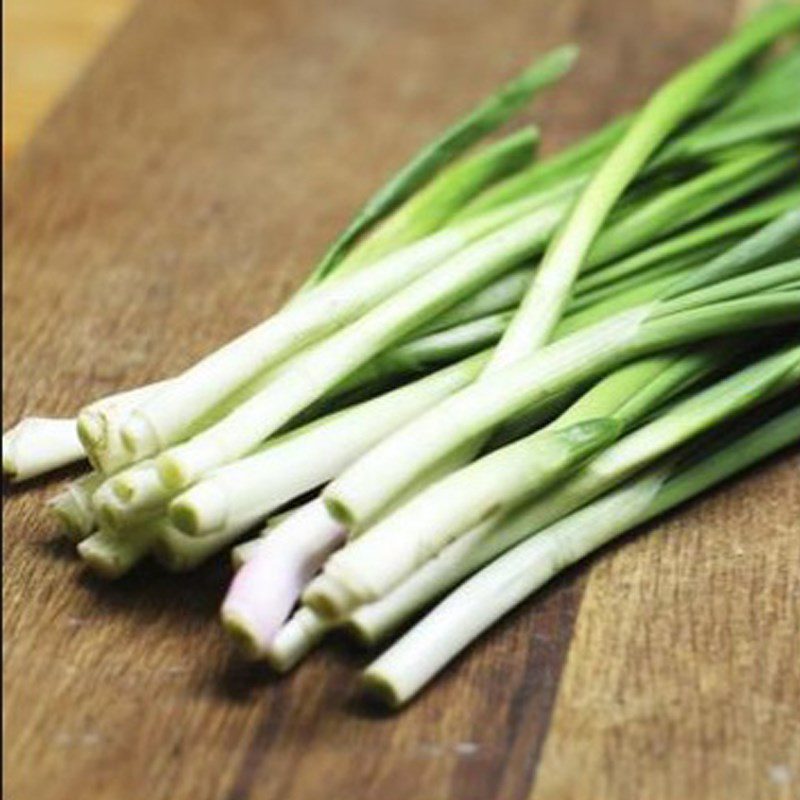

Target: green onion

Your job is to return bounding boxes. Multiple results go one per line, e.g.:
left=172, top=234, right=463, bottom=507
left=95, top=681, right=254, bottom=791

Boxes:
left=362, top=399, right=800, bottom=706
left=310, top=340, right=785, bottom=616
left=336, top=127, right=539, bottom=273
left=322, top=236, right=800, bottom=531
left=2, top=418, right=84, bottom=482
left=152, top=199, right=571, bottom=489
left=489, top=4, right=800, bottom=367
left=47, top=472, right=103, bottom=542
left=346, top=346, right=799, bottom=645
left=168, top=352, right=488, bottom=537
left=6, top=15, right=799, bottom=708
left=306, top=46, right=578, bottom=285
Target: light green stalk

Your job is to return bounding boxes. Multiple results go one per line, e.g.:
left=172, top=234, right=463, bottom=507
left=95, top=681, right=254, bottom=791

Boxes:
left=457, top=115, right=631, bottom=219
left=489, top=5, right=800, bottom=368
left=361, top=138, right=796, bottom=505
left=343, top=233, right=717, bottom=389
left=660, top=207, right=800, bottom=299
left=582, top=143, right=797, bottom=269
left=167, top=352, right=488, bottom=537
left=556, top=253, right=709, bottom=337
left=347, top=353, right=800, bottom=647
left=153, top=199, right=571, bottom=490
left=321, top=281, right=799, bottom=533
left=339, top=128, right=539, bottom=272
left=308, top=343, right=746, bottom=615
left=322, top=217, right=800, bottom=529
left=116, top=194, right=555, bottom=467
left=418, top=268, right=533, bottom=333
left=307, top=46, right=578, bottom=285
left=424, top=181, right=798, bottom=336
left=116, top=237, right=696, bottom=537
left=568, top=243, right=726, bottom=317
left=332, top=236, right=718, bottom=394
left=658, top=43, right=800, bottom=164
left=348, top=312, right=513, bottom=383
left=574, top=184, right=800, bottom=298
left=362, top=400, right=800, bottom=706
left=309, top=422, right=617, bottom=616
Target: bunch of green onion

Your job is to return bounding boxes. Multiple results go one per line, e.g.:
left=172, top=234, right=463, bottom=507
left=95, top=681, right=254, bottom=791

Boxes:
left=5, top=4, right=800, bottom=708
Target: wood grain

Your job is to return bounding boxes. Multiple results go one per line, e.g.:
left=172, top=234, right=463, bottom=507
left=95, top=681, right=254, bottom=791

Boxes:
left=4, top=1, right=797, bottom=799
left=3, top=0, right=135, bottom=159
left=531, top=453, right=800, bottom=800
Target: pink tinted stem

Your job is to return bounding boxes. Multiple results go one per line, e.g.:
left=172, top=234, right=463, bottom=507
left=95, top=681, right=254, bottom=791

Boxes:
left=221, top=499, right=346, bottom=656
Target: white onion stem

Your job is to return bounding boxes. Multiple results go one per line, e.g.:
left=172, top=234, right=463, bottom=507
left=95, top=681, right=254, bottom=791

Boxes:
left=47, top=472, right=104, bottom=541
left=263, top=607, right=333, bottom=672
left=3, top=418, right=84, bottom=482
left=121, top=200, right=540, bottom=463
left=169, top=352, right=488, bottom=537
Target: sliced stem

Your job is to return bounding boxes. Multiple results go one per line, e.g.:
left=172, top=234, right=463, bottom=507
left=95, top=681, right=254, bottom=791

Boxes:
left=47, top=472, right=104, bottom=541
left=77, top=525, right=156, bottom=578
left=76, top=379, right=173, bottom=474
left=151, top=524, right=244, bottom=572
left=2, top=418, right=84, bottom=482
left=262, top=607, right=334, bottom=671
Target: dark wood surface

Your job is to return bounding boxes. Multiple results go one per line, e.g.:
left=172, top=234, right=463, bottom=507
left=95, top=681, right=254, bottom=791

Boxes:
left=4, top=1, right=798, bottom=799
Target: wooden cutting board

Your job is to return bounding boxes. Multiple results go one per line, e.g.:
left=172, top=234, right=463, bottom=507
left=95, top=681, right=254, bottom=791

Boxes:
left=3, top=1, right=798, bottom=798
